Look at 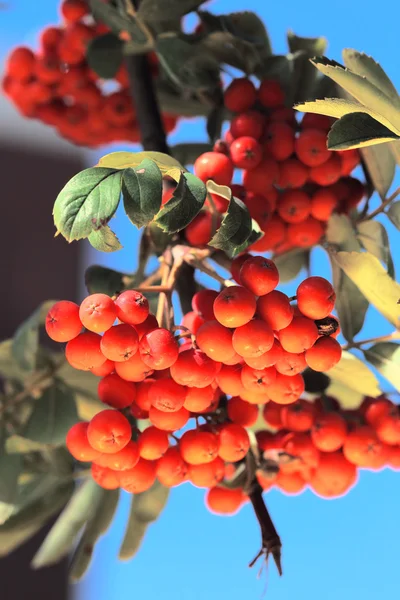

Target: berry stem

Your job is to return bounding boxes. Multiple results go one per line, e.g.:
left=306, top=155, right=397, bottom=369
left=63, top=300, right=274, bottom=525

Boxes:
left=248, top=479, right=283, bottom=576
left=359, top=185, right=400, bottom=222
left=342, top=329, right=400, bottom=350
left=184, top=255, right=234, bottom=288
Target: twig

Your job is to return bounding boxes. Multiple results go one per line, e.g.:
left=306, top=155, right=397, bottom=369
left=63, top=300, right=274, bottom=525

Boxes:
left=248, top=479, right=282, bottom=576
left=184, top=256, right=234, bottom=288
left=156, top=258, right=171, bottom=328
left=342, top=329, right=400, bottom=351
left=360, top=186, right=400, bottom=221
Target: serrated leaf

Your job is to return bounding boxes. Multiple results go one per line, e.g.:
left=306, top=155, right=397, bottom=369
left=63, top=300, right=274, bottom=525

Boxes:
left=12, top=300, right=57, bottom=372
left=327, top=112, right=400, bottom=151
left=32, top=479, right=103, bottom=569
left=360, top=143, right=396, bottom=200
left=22, top=383, right=78, bottom=447
left=0, top=429, right=23, bottom=524
left=119, top=481, right=169, bottom=560
left=295, top=97, right=395, bottom=132
left=332, top=250, right=400, bottom=328
left=342, top=49, right=400, bottom=107
left=326, top=214, right=369, bottom=341
left=207, top=184, right=253, bottom=257
left=86, top=33, right=124, bottom=79
left=89, top=0, right=148, bottom=44
left=327, top=350, right=381, bottom=396
left=97, top=151, right=184, bottom=179
left=155, top=35, right=220, bottom=92
left=357, top=220, right=394, bottom=277
left=84, top=265, right=127, bottom=296
left=387, top=201, right=400, bottom=230
left=273, top=249, right=309, bottom=283
left=171, top=143, right=212, bottom=166
left=311, top=57, right=400, bottom=135
left=53, top=167, right=122, bottom=242
left=122, top=159, right=163, bottom=229
left=364, top=342, right=400, bottom=391
left=0, top=482, right=73, bottom=558
left=155, top=171, right=206, bottom=233
left=88, top=225, right=122, bottom=253
left=287, top=31, right=327, bottom=56
left=69, top=489, right=120, bottom=581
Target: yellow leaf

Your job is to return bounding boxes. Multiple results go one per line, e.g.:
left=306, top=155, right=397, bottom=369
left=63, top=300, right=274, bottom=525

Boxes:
left=206, top=180, right=232, bottom=201
left=325, top=379, right=364, bottom=409
left=327, top=350, right=381, bottom=397
left=96, top=151, right=185, bottom=177
left=332, top=251, right=400, bottom=327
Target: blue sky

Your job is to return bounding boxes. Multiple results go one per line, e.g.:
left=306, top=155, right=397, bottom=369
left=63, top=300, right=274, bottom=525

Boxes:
left=2, top=1, right=400, bottom=599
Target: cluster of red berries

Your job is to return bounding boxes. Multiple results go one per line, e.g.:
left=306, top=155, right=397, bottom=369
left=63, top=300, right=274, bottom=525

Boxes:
left=186, top=77, right=365, bottom=253
left=1, top=0, right=177, bottom=147
left=250, top=392, right=400, bottom=505
left=45, top=254, right=344, bottom=513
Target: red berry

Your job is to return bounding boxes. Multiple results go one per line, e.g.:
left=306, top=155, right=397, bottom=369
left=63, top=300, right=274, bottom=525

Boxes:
left=194, top=152, right=234, bottom=186
left=305, top=337, right=342, bottom=372
left=98, top=373, right=136, bottom=409
left=229, top=111, right=265, bottom=140
left=119, top=458, right=157, bottom=493
left=239, top=256, right=279, bottom=296
left=179, top=429, right=220, bottom=465
left=45, top=300, right=82, bottom=342
left=139, top=328, right=179, bottom=370
left=224, top=78, right=257, bottom=113
left=263, top=121, right=295, bottom=162
left=149, top=405, right=190, bottom=431
left=295, top=129, right=331, bottom=167
left=93, top=441, right=140, bottom=471
left=192, top=289, right=218, bottom=321
left=91, top=464, right=120, bottom=490
left=267, top=372, right=305, bottom=405
left=279, top=316, right=319, bottom=353
left=100, top=324, right=139, bottom=362
left=79, top=294, right=116, bottom=333
left=277, top=158, right=309, bottom=189
left=66, top=422, right=101, bottom=462
left=115, top=290, right=149, bottom=325
left=115, top=351, right=153, bottom=382
left=65, top=332, right=106, bottom=370
left=258, top=80, right=284, bottom=108
left=218, top=423, right=250, bottom=462
left=170, top=348, right=221, bottom=388
left=241, top=364, right=277, bottom=393
left=196, top=320, right=235, bottom=362
left=150, top=378, right=187, bottom=412
left=138, top=426, right=169, bottom=460
left=297, top=276, right=336, bottom=319
left=6, top=47, right=35, bottom=81
left=257, top=291, right=294, bottom=331
left=286, top=217, right=324, bottom=247
left=60, top=0, right=88, bottom=23
left=205, top=486, right=244, bottom=515
left=242, top=158, right=280, bottom=194
left=277, top=190, right=311, bottom=224
left=232, top=320, right=274, bottom=358
left=229, top=136, right=262, bottom=170
left=310, top=154, right=342, bottom=186
left=310, top=188, right=338, bottom=221
left=227, top=397, right=259, bottom=427
left=213, top=286, right=256, bottom=328
left=87, top=410, right=131, bottom=454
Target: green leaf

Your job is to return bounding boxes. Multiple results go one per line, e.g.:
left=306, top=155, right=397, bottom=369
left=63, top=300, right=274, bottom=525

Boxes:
left=327, top=350, right=381, bottom=396
left=364, top=342, right=400, bottom=391
left=137, top=0, right=207, bottom=25
left=32, top=479, right=103, bottom=569
left=53, top=167, right=122, bottom=242
left=156, top=35, right=220, bottom=92
left=294, top=97, right=395, bottom=131
left=357, top=220, right=394, bottom=277
left=332, top=250, right=400, bottom=328
left=119, top=481, right=169, bottom=560
left=69, top=489, right=120, bottom=582
left=5, top=436, right=51, bottom=455
left=0, top=429, right=23, bottom=524
left=360, top=143, right=396, bottom=200
left=88, top=225, right=122, bottom=253
left=84, top=265, right=127, bottom=296
left=326, top=215, right=369, bottom=342
left=325, top=379, right=364, bottom=409
left=254, top=54, right=292, bottom=88
left=97, top=151, right=185, bottom=180
left=88, top=0, right=149, bottom=45
left=200, top=31, right=261, bottom=74
left=342, top=49, right=400, bottom=107
left=122, top=159, right=163, bottom=229
left=57, top=363, right=103, bottom=421
left=207, top=105, right=225, bottom=144
left=207, top=184, right=253, bottom=257
left=311, top=57, right=400, bottom=133
left=12, top=300, right=57, bottom=372
left=287, top=32, right=327, bottom=104
left=171, top=143, right=212, bottom=166
left=327, top=112, right=400, bottom=151
left=387, top=201, right=400, bottom=230
left=0, top=482, right=73, bottom=558
left=22, top=383, right=78, bottom=447
left=86, top=33, right=124, bottom=80
left=273, top=249, right=309, bottom=283
left=155, top=172, right=207, bottom=233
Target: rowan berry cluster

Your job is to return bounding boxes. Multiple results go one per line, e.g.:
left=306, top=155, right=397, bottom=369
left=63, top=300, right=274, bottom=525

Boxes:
left=187, top=77, right=365, bottom=252
left=251, top=392, right=400, bottom=504
left=45, top=254, right=345, bottom=512
left=1, top=0, right=177, bottom=147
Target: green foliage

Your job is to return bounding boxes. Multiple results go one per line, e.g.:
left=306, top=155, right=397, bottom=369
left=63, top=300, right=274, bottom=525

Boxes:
left=356, top=220, right=394, bottom=277
left=137, top=0, right=207, bottom=28
left=0, top=428, right=23, bottom=524
left=363, top=342, right=400, bottom=390
left=387, top=201, right=400, bottom=229
left=122, top=159, right=163, bottom=229
left=88, top=0, right=149, bottom=47
left=273, top=249, right=309, bottom=283
left=360, top=143, right=396, bottom=200
left=119, top=481, right=169, bottom=560
left=327, top=113, right=400, bottom=150
left=32, top=479, right=103, bottom=569
left=86, top=33, right=124, bottom=79
left=88, top=226, right=123, bottom=253
left=84, top=265, right=128, bottom=296
left=12, top=301, right=57, bottom=372
left=155, top=172, right=207, bottom=233
left=53, top=167, right=122, bottom=242
left=69, top=489, right=120, bottom=581
left=286, top=32, right=327, bottom=104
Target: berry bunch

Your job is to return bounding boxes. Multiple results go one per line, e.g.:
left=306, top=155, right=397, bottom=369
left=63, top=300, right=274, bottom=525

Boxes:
left=1, top=0, right=177, bottom=147
left=188, top=77, right=365, bottom=252
left=46, top=255, right=343, bottom=513
left=251, top=393, right=400, bottom=504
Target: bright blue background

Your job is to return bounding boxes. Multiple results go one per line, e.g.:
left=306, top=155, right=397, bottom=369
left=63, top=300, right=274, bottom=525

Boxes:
left=2, top=1, right=400, bottom=599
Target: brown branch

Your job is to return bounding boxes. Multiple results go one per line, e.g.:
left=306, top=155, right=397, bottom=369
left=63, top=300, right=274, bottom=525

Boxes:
left=248, top=479, right=283, bottom=576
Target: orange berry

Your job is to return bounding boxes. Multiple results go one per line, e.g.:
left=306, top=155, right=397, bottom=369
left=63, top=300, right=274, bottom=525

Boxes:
left=279, top=316, right=319, bottom=353
left=196, top=320, right=235, bottom=362
left=183, top=385, right=215, bottom=412
left=239, top=256, right=279, bottom=296
left=363, top=397, right=394, bottom=427
left=66, top=422, right=101, bottom=462
left=218, top=423, right=250, bottom=462
left=149, top=378, right=186, bottom=412
left=310, top=154, right=342, bottom=186
left=216, top=364, right=244, bottom=396
left=170, top=348, right=221, bottom=388
left=375, top=412, right=400, bottom=446
left=343, top=426, right=389, bottom=468
left=45, top=300, right=82, bottom=342
left=227, top=397, right=259, bottom=427
left=276, top=470, right=306, bottom=495
left=213, top=286, right=256, bottom=328
left=297, top=276, right=336, bottom=319
left=295, top=129, right=331, bottom=167
left=156, top=447, right=188, bottom=487
left=138, top=426, right=169, bottom=460
left=91, top=464, right=120, bottom=490
left=310, top=188, right=338, bottom=221
left=282, top=432, right=320, bottom=471
left=275, top=350, right=307, bottom=376
left=91, top=359, right=115, bottom=377
left=280, top=399, right=317, bottom=432
left=98, top=373, right=136, bottom=409
left=114, top=290, right=149, bottom=325
left=311, top=412, right=347, bottom=452
left=188, top=457, right=225, bottom=488
left=139, top=328, right=179, bottom=370
left=286, top=217, right=324, bottom=247
left=87, top=410, right=131, bottom=454
left=232, top=320, right=274, bottom=358
left=267, top=372, right=305, bottom=405
left=179, top=429, right=220, bottom=465
left=65, top=331, right=106, bottom=371
left=241, top=364, right=277, bottom=393
left=277, top=190, right=311, bottom=224
left=149, top=405, right=190, bottom=431
left=79, top=293, right=116, bottom=333
left=119, top=458, right=157, bottom=493
left=305, top=336, right=342, bottom=371
left=309, top=451, right=357, bottom=498
left=250, top=215, right=287, bottom=252
left=205, top=486, right=245, bottom=515
left=115, top=351, right=153, bottom=382
left=100, top=324, right=139, bottom=362
left=257, top=292, right=294, bottom=331
left=93, top=441, right=140, bottom=471
left=244, top=339, right=284, bottom=369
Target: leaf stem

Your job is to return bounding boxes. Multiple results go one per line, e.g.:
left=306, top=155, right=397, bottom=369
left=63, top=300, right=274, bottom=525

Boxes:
left=360, top=186, right=400, bottom=221
left=342, top=329, right=400, bottom=350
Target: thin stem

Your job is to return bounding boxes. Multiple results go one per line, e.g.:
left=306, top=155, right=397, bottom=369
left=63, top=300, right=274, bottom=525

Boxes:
left=248, top=480, right=282, bottom=576
left=137, top=285, right=171, bottom=293
left=342, top=329, right=400, bottom=351
left=156, top=257, right=171, bottom=328
left=360, top=186, right=400, bottom=221
left=185, top=256, right=234, bottom=288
